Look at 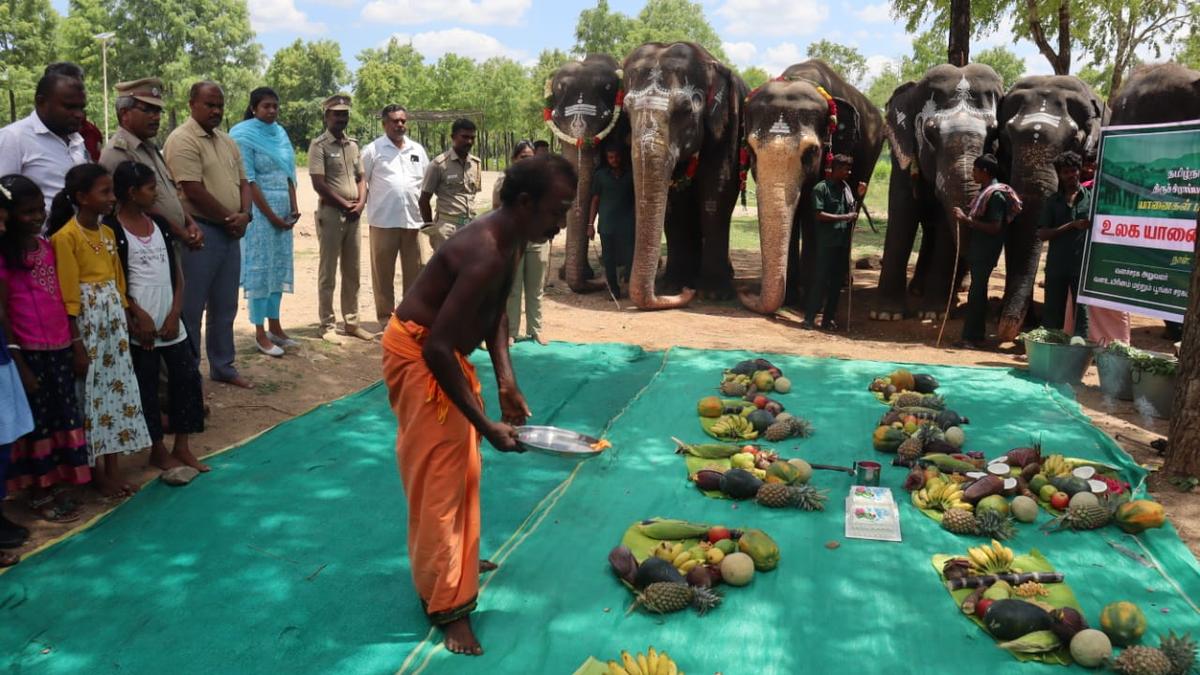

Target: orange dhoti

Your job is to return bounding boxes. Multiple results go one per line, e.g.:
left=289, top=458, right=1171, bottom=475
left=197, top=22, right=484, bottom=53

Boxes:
left=382, top=316, right=483, bottom=625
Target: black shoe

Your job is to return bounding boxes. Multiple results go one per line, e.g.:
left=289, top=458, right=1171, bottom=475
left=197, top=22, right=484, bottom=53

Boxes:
left=800, top=320, right=817, bottom=330
left=821, top=320, right=840, bottom=331
left=0, top=528, right=28, bottom=549
left=0, top=513, right=28, bottom=539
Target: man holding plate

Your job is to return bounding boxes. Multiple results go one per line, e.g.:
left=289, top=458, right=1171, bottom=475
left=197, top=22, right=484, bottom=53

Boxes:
left=381, top=153, right=577, bottom=656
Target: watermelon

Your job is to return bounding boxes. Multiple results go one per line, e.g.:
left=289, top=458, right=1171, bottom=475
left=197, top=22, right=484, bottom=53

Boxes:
left=983, top=599, right=1053, bottom=640
left=1099, top=601, right=1146, bottom=646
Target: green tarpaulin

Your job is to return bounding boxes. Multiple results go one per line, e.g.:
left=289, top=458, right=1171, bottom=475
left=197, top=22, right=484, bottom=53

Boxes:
left=2, top=343, right=1197, bottom=674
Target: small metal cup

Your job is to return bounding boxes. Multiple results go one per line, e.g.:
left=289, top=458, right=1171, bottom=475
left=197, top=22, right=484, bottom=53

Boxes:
left=855, top=460, right=882, bottom=487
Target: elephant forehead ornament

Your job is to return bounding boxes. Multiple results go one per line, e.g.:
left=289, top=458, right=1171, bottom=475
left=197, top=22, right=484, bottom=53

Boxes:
left=543, top=72, right=624, bottom=150
left=1007, top=98, right=1076, bottom=145
left=913, top=76, right=997, bottom=154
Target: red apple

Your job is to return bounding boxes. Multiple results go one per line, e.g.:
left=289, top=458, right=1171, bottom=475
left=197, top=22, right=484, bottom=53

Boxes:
left=1050, top=492, right=1070, bottom=510
left=707, top=526, right=732, bottom=543
left=754, top=396, right=768, bottom=409
left=975, top=598, right=993, bottom=619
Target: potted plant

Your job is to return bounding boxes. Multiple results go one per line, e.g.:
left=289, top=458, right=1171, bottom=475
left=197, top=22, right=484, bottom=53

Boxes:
left=1130, top=351, right=1178, bottom=418
left=1094, top=341, right=1139, bottom=400
left=1019, top=328, right=1095, bottom=385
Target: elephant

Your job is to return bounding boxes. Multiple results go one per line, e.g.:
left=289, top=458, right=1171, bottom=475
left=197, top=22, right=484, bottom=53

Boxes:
left=993, top=75, right=1106, bottom=340
left=873, top=63, right=1005, bottom=321
left=739, top=60, right=884, bottom=314
left=545, top=54, right=630, bottom=293
left=1110, top=62, right=1200, bottom=124
left=622, top=42, right=747, bottom=310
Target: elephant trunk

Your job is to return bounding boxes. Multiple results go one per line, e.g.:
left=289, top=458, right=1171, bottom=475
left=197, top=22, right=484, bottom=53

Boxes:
left=739, top=135, right=808, bottom=314
left=629, top=135, right=695, bottom=310
left=562, top=145, right=602, bottom=293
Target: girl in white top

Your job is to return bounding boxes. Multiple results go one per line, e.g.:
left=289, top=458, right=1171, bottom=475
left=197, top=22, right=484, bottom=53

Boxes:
left=106, top=161, right=209, bottom=477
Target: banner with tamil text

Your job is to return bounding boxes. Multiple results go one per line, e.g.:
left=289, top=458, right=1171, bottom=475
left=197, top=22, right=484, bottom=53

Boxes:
left=1079, top=121, right=1199, bottom=322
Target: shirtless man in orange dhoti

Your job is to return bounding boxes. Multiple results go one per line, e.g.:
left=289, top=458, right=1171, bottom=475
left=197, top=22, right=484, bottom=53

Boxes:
left=381, top=153, right=577, bottom=655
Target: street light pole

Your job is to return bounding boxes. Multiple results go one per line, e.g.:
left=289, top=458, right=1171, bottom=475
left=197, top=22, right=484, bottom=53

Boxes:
left=93, top=32, right=116, bottom=142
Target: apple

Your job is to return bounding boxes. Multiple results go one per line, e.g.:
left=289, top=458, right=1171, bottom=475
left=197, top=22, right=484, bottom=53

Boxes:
left=753, top=396, right=768, bottom=409
left=975, top=598, right=994, bottom=619
left=707, top=526, right=732, bottom=543
left=1050, top=492, right=1070, bottom=510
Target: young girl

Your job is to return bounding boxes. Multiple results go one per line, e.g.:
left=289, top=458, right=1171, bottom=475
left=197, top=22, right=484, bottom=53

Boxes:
left=0, top=179, right=36, bottom=565
left=104, top=161, right=208, bottom=475
left=0, top=175, right=92, bottom=522
left=48, top=164, right=150, bottom=497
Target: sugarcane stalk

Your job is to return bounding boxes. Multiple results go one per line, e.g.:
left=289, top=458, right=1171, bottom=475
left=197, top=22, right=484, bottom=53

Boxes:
left=946, top=571, right=1065, bottom=592
left=961, top=585, right=988, bottom=615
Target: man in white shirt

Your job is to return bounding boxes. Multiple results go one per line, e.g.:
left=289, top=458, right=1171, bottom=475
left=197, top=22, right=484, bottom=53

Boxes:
left=362, top=104, right=431, bottom=326
left=0, top=72, right=91, bottom=218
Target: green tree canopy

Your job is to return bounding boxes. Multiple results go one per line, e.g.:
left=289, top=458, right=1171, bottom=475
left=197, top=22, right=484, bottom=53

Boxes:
left=573, top=0, right=634, bottom=59
left=266, top=39, right=349, bottom=147
left=618, top=0, right=728, bottom=62
left=974, top=45, right=1026, bottom=88
left=739, top=66, right=770, bottom=90
left=1, top=0, right=61, bottom=122
left=806, top=39, right=868, bottom=86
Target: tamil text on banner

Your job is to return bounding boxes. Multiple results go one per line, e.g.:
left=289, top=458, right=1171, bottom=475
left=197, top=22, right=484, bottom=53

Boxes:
left=1079, top=121, right=1199, bottom=322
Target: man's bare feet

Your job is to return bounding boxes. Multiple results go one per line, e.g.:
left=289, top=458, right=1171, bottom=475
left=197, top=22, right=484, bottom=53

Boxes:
left=442, top=616, right=482, bottom=655
left=150, top=446, right=185, bottom=471
left=219, top=375, right=255, bottom=389
left=173, top=447, right=211, bottom=473
left=479, top=559, right=498, bottom=573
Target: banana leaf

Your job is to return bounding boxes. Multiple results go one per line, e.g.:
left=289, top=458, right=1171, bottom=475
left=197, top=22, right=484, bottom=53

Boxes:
left=682, top=455, right=731, bottom=499
left=931, top=550, right=1081, bottom=665
left=570, top=657, right=608, bottom=675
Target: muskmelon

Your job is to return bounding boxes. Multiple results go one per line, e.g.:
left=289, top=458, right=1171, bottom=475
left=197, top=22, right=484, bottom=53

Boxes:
left=773, top=376, right=792, bottom=394
left=786, top=458, right=813, bottom=484
left=1099, top=601, right=1146, bottom=646
left=697, top=396, right=724, bottom=418
left=719, top=552, right=755, bottom=586
left=1069, top=491, right=1099, bottom=509
left=1070, top=629, right=1112, bottom=668
left=766, top=460, right=802, bottom=485
left=944, top=426, right=965, bottom=448
left=1010, top=495, right=1039, bottom=523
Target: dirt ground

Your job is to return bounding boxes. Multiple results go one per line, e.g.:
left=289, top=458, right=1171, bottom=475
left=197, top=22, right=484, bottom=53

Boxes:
left=8, top=170, right=1194, bottom=563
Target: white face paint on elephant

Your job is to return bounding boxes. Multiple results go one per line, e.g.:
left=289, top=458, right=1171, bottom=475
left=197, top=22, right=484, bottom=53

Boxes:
left=768, top=114, right=792, bottom=135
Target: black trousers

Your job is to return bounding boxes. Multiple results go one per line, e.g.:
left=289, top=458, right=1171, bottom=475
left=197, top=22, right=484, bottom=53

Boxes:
left=600, top=229, right=633, bottom=295
left=1043, top=273, right=1088, bottom=336
left=805, top=245, right=849, bottom=323
left=131, top=340, right=205, bottom=441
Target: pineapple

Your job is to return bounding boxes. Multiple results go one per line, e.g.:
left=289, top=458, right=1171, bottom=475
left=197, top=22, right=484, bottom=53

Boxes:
left=941, top=508, right=979, bottom=535
left=787, top=484, right=828, bottom=511
left=1113, top=646, right=1174, bottom=675
left=786, top=416, right=813, bottom=438
left=636, top=582, right=693, bottom=614
left=756, top=483, right=792, bottom=508
left=975, top=510, right=1016, bottom=541
left=1050, top=503, right=1111, bottom=531
left=1159, top=631, right=1197, bottom=675
left=690, top=586, right=722, bottom=616
left=919, top=394, right=946, bottom=410
left=763, top=420, right=793, bottom=442
left=720, top=380, right=747, bottom=396
left=897, top=431, right=926, bottom=462
left=894, top=391, right=924, bottom=408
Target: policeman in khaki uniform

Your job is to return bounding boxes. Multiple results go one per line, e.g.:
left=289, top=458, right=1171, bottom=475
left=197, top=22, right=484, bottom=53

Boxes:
left=308, top=93, right=371, bottom=342
left=99, top=77, right=204, bottom=251
left=417, top=118, right=481, bottom=250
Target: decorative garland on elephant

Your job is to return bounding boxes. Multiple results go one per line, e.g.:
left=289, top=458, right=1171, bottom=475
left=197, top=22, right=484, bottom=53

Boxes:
left=542, top=77, right=624, bottom=150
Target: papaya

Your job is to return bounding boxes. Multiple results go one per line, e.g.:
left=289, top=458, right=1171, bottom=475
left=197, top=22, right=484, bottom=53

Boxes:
left=737, top=529, right=780, bottom=571
left=697, top=396, right=724, bottom=418
left=1114, top=500, right=1166, bottom=534
left=984, top=599, right=1054, bottom=640
left=765, top=460, right=802, bottom=485
left=873, top=426, right=907, bottom=452
left=1099, top=601, right=1146, bottom=646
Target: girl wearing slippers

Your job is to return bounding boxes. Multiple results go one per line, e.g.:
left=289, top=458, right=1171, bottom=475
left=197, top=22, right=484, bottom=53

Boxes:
left=105, top=161, right=208, bottom=476
left=0, top=175, right=92, bottom=524
left=49, top=164, right=151, bottom=497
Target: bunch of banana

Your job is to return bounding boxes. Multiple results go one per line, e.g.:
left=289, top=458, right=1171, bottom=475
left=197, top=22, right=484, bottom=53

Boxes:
left=967, top=539, right=1016, bottom=575
left=722, top=372, right=752, bottom=385
left=911, top=478, right=972, bottom=512
left=1041, top=454, right=1071, bottom=477
left=709, top=414, right=757, bottom=440
left=607, top=648, right=681, bottom=675
left=652, top=541, right=684, bottom=563
left=635, top=518, right=713, bottom=540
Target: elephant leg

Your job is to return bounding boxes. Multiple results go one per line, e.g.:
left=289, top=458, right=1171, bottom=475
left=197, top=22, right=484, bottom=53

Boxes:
left=695, top=159, right=739, bottom=300
left=661, top=194, right=699, bottom=293
left=996, top=211, right=1042, bottom=341
left=873, top=168, right=919, bottom=320
left=917, top=212, right=960, bottom=320
left=784, top=201, right=806, bottom=308
left=909, top=217, right=936, bottom=297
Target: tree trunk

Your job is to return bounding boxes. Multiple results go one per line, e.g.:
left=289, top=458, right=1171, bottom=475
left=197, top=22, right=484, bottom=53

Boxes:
left=948, top=0, right=971, bottom=66
left=8, top=88, right=15, bottom=124
left=1164, top=219, right=1200, bottom=475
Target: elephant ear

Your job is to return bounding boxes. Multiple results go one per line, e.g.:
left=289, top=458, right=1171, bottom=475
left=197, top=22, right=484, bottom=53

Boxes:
left=830, top=97, right=861, bottom=156
left=704, top=61, right=742, bottom=146
left=1080, top=94, right=1105, bottom=155
left=884, top=81, right=919, bottom=172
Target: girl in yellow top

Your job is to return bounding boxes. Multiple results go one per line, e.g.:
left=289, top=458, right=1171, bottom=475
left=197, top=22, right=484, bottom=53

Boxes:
left=48, top=164, right=150, bottom=497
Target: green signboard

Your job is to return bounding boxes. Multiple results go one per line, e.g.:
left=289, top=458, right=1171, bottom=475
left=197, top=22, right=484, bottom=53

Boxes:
left=1079, top=121, right=1199, bottom=322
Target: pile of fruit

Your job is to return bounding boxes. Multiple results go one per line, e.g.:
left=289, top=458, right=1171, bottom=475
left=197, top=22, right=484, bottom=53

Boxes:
left=675, top=440, right=828, bottom=511
left=609, top=518, right=780, bottom=617
left=697, top=396, right=812, bottom=442
left=718, top=358, right=791, bottom=398
left=867, top=367, right=939, bottom=404
left=871, top=396, right=970, bottom=460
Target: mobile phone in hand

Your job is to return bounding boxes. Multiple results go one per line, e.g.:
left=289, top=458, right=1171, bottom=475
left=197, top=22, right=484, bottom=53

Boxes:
left=284, top=213, right=301, bottom=226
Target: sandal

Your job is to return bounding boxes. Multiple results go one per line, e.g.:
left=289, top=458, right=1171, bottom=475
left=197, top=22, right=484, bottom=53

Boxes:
left=29, top=496, right=81, bottom=524
left=0, top=551, right=19, bottom=567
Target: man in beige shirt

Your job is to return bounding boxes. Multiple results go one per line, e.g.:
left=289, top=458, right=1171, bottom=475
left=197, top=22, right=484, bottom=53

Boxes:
left=164, top=81, right=254, bottom=389
left=99, top=77, right=203, bottom=251
left=309, top=93, right=370, bottom=342
left=418, top=118, right=481, bottom=250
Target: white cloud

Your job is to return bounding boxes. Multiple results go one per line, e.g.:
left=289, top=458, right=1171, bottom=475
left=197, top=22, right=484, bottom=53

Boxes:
left=864, top=54, right=898, bottom=83
left=361, top=0, right=530, bottom=26
left=853, top=2, right=892, bottom=23
left=250, top=0, right=325, bottom=34
left=1021, top=53, right=1053, bottom=76
left=384, top=29, right=526, bottom=62
left=977, top=15, right=1015, bottom=49
left=722, top=41, right=758, bottom=68
left=759, top=43, right=807, bottom=77
left=715, top=0, right=828, bottom=38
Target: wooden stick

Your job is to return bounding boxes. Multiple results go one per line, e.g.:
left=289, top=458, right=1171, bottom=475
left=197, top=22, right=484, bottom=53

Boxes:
left=946, top=571, right=1064, bottom=591
left=936, top=220, right=963, bottom=348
